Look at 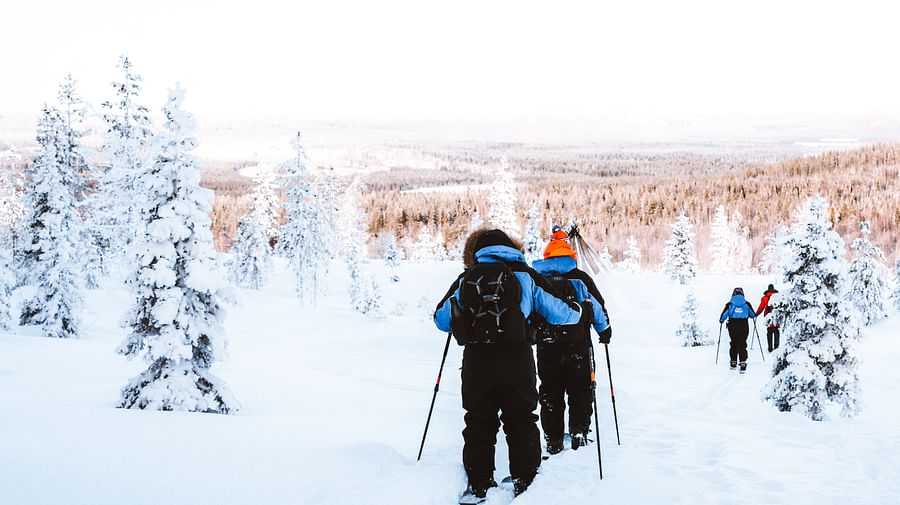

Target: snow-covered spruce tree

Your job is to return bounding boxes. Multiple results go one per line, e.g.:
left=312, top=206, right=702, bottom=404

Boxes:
left=278, top=132, right=328, bottom=303
left=676, top=291, right=711, bottom=347
left=487, top=156, right=518, bottom=235
left=762, top=196, right=860, bottom=421
left=708, top=204, right=732, bottom=274
left=383, top=233, right=403, bottom=283
left=0, top=240, right=13, bottom=330
left=893, top=259, right=900, bottom=313
left=730, top=211, right=753, bottom=273
left=229, top=201, right=273, bottom=290
left=848, top=221, right=888, bottom=326
left=412, top=224, right=437, bottom=262
left=55, top=75, right=105, bottom=288
left=18, top=105, right=84, bottom=338
left=523, top=202, right=542, bottom=262
left=598, top=246, right=614, bottom=270
left=663, top=212, right=697, bottom=284
left=619, top=235, right=641, bottom=273
left=341, top=179, right=380, bottom=315
left=758, top=222, right=791, bottom=275
left=253, top=176, right=281, bottom=243
left=117, top=85, right=236, bottom=414
left=100, top=55, right=153, bottom=260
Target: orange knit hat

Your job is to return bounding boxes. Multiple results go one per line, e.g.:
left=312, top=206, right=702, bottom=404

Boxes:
left=543, top=238, right=577, bottom=259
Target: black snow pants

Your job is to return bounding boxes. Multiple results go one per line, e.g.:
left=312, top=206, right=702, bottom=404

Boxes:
left=767, top=326, right=780, bottom=351
left=727, top=318, right=749, bottom=363
left=461, top=344, right=540, bottom=488
left=536, top=338, right=593, bottom=442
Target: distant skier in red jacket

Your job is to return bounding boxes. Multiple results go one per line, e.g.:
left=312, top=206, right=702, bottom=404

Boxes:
left=756, top=284, right=780, bottom=352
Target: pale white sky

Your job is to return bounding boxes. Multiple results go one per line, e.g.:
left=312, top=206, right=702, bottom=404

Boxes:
left=2, top=0, right=899, bottom=123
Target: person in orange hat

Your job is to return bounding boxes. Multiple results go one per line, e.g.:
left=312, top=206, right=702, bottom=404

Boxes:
left=531, top=225, right=611, bottom=455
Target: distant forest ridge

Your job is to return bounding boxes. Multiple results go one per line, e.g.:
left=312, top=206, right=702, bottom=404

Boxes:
left=203, top=142, right=899, bottom=269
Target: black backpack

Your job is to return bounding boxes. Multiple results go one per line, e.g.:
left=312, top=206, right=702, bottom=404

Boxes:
left=450, top=262, right=527, bottom=346
left=532, top=273, right=588, bottom=344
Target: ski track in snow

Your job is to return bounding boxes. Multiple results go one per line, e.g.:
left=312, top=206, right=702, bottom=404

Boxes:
left=1, top=261, right=899, bottom=505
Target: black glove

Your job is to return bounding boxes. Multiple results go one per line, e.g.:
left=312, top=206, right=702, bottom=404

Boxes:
left=579, top=300, right=594, bottom=325
left=598, top=326, right=612, bottom=344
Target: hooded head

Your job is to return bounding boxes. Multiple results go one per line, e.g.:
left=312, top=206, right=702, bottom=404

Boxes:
left=767, top=284, right=778, bottom=293
left=732, top=287, right=744, bottom=296
left=463, top=228, right=523, bottom=268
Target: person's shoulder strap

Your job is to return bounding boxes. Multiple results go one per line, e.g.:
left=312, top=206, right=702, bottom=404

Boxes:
left=434, top=270, right=466, bottom=313
left=508, top=262, right=561, bottom=297
left=564, top=268, right=605, bottom=306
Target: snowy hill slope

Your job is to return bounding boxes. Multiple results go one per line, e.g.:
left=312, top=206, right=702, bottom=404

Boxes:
left=1, top=259, right=898, bottom=505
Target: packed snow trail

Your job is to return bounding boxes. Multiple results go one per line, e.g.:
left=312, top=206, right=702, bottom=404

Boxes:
left=1, top=261, right=899, bottom=504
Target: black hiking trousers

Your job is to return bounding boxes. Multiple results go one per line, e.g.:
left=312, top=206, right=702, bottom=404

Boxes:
left=461, top=343, right=540, bottom=488
left=536, top=338, right=592, bottom=442
left=767, top=326, right=781, bottom=351
left=727, top=318, right=750, bottom=362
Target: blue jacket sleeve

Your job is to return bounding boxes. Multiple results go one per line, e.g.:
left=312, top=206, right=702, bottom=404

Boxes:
left=747, top=303, right=757, bottom=319
left=518, top=273, right=581, bottom=325
left=433, top=282, right=461, bottom=332
left=719, top=303, right=731, bottom=323
left=571, top=280, right=610, bottom=334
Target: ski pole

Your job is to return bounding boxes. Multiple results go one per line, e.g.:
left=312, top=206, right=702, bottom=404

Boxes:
left=417, top=332, right=453, bottom=461
left=715, top=322, right=723, bottom=364
left=588, top=343, right=604, bottom=479
left=603, top=343, right=620, bottom=446
left=753, top=323, right=765, bottom=362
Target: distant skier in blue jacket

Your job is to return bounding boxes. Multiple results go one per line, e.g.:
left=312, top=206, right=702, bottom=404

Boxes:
left=719, top=287, right=757, bottom=372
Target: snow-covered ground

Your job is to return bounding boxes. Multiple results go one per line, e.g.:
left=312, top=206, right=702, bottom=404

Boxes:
left=2, top=259, right=898, bottom=505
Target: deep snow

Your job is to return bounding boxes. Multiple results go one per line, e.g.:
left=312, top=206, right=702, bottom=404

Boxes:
left=2, top=259, right=899, bottom=505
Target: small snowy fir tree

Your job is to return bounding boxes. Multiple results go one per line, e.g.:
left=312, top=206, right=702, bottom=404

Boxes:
left=847, top=221, right=888, bottom=326
left=117, top=85, right=236, bottom=414
left=412, top=224, right=441, bottom=262
left=676, top=291, right=711, bottom=347
left=229, top=189, right=273, bottom=289
left=708, top=205, right=732, bottom=274
left=100, top=55, right=154, bottom=259
left=619, top=236, right=642, bottom=273
left=758, top=222, right=791, bottom=275
left=18, top=105, right=84, bottom=338
left=0, top=154, right=25, bottom=252
left=893, top=259, right=900, bottom=313
left=383, top=233, right=404, bottom=282
left=663, top=212, right=697, bottom=284
left=522, top=202, right=543, bottom=262
left=487, top=156, right=518, bottom=235
left=762, top=196, right=860, bottom=421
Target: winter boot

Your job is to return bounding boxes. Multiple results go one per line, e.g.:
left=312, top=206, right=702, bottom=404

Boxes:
left=571, top=432, right=592, bottom=450
left=463, top=478, right=497, bottom=500
left=729, top=360, right=737, bottom=370
left=512, top=474, right=535, bottom=497
left=739, top=362, right=747, bottom=374
left=546, top=437, right=563, bottom=455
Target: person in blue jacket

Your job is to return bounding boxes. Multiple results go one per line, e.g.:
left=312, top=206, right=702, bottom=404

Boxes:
left=434, top=228, right=586, bottom=499
left=718, top=287, right=757, bottom=372
left=531, top=226, right=611, bottom=454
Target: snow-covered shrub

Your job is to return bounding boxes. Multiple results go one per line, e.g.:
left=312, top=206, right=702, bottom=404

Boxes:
left=619, top=236, right=641, bottom=273
left=383, top=233, right=404, bottom=283
left=708, top=205, right=732, bottom=274
left=229, top=208, right=272, bottom=290
left=762, top=196, right=860, bottom=421
left=676, top=291, right=712, bottom=347
left=893, top=259, right=900, bottom=313
left=0, top=243, right=13, bottom=330
left=117, top=85, right=237, bottom=414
